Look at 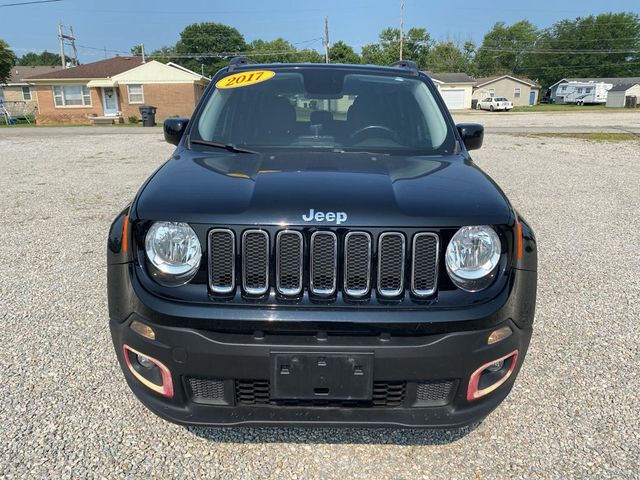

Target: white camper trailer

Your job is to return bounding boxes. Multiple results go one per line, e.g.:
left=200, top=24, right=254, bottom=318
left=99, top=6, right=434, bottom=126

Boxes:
left=555, top=81, right=612, bottom=105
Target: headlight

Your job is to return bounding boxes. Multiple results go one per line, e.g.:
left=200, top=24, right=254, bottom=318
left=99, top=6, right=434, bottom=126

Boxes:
left=445, top=226, right=501, bottom=292
left=145, top=221, right=201, bottom=286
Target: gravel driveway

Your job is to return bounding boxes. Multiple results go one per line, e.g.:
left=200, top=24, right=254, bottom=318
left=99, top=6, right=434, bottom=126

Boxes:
left=0, top=129, right=638, bottom=478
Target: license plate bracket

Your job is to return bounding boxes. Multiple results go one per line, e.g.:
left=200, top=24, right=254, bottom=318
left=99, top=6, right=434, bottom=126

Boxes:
left=270, top=352, right=373, bottom=400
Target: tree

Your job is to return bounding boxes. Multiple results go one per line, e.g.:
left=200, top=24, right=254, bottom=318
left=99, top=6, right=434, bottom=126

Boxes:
left=130, top=45, right=143, bottom=56
left=329, top=41, right=360, bottom=64
left=0, top=40, right=17, bottom=83
left=18, top=50, right=62, bottom=67
left=361, top=28, right=431, bottom=68
left=474, top=21, right=539, bottom=76
left=527, top=12, right=640, bottom=86
left=174, top=22, right=246, bottom=77
left=247, top=38, right=298, bottom=63
left=426, top=41, right=470, bottom=72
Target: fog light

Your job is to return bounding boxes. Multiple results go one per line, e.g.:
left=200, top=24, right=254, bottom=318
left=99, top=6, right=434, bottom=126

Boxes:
left=486, top=359, right=504, bottom=372
left=123, top=345, right=174, bottom=398
left=487, top=326, right=512, bottom=345
left=467, top=350, right=518, bottom=401
left=137, top=354, right=154, bottom=369
left=130, top=320, right=156, bottom=340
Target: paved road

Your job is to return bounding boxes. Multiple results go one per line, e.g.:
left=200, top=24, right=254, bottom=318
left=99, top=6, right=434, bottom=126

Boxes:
left=1, top=129, right=639, bottom=478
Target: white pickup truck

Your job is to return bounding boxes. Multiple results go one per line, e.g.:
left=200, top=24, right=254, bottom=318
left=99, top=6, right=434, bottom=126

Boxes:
left=477, top=97, right=513, bottom=111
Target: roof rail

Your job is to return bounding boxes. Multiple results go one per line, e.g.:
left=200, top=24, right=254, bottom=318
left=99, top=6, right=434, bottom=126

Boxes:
left=228, top=56, right=256, bottom=70
left=389, top=59, right=419, bottom=74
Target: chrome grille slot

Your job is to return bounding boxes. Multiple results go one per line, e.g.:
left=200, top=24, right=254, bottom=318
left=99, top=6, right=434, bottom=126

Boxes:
left=344, top=232, right=371, bottom=297
left=377, top=232, right=406, bottom=297
left=310, top=231, right=337, bottom=296
left=276, top=230, right=303, bottom=296
left=411, top=233, right=439, bottom=297
left=242, top=230, right=269, bottom=295
left=208, top=229, right=235, bottom=294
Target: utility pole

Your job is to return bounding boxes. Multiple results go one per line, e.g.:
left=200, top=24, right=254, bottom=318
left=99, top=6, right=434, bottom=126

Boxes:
left=57, top=22, right=65, bottom=67
left=324, top=16, right=330, bottom=63
left=57, top=22, right=78, bottom=67
left=399, top=0, right=404, bottom=61
left=140, top=43, right=146, bottom=63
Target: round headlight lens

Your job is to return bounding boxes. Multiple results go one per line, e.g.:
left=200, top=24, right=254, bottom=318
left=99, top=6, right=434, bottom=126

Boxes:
left=445, top=226, right=501, bottom=292
left=145, top=221, right=201, bottom=286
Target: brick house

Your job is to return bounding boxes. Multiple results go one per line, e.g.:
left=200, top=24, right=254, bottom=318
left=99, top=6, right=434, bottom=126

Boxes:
left=25, top=56, right=209, bottom=124
left=1, top=65, right=62, bottom=117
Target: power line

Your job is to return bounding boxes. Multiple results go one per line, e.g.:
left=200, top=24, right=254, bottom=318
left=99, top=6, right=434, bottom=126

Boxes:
left=0, top=0, right=61, bottom=6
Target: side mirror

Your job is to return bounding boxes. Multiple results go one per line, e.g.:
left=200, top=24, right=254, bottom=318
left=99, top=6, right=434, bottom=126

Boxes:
left=456, top=123, right=484, bottom=151
left=163, top=118, right=189, bottom=146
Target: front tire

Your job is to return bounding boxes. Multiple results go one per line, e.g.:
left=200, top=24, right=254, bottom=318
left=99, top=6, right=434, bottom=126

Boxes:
left=490, top=105, right=494, bottom=112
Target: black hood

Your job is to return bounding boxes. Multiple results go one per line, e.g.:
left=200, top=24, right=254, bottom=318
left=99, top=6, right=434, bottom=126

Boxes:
left=134, top=150, right=513, bottom=227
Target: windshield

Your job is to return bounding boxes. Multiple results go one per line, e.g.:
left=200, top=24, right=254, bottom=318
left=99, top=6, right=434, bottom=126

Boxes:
left=192, top=68, right=454, bottom=155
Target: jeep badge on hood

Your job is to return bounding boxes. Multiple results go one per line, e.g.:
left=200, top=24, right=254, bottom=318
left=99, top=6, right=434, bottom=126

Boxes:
left=302, top=209, right=348, bottom=225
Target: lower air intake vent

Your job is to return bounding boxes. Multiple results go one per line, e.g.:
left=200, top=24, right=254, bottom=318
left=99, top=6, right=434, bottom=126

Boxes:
left=186, top=377, right=226, bottom=405
left=234, top=380, right=406, bottom=408
left=414, top=379, right=457, bottom=406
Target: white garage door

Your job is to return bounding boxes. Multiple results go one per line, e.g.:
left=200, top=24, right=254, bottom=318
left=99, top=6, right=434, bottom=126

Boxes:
left=441, top=89, right=466, bottom=110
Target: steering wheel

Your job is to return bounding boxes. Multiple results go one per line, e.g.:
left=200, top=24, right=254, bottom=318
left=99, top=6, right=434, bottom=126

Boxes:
left=350, top=125, right=398, bottom=143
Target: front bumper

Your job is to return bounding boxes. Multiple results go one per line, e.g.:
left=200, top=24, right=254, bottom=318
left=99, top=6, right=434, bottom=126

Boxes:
left=108, top=265, right=535, bottom=428
left=111, top=316, right=531, bottom=428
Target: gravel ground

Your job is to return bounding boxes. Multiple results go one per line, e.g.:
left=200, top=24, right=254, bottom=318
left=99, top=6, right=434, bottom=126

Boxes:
left=0, top=130, right=638, bottom=479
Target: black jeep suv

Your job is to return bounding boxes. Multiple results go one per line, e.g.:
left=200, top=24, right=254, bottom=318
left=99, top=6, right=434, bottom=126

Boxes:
left=107, top=59, right=537, bottom=428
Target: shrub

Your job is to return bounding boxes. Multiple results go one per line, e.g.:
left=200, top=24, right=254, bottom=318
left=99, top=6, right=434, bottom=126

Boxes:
left=127, top=116, right=139, bottom=124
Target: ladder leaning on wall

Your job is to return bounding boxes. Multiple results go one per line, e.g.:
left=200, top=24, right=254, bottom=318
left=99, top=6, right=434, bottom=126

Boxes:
left=0, top=99, right=14, bottom=125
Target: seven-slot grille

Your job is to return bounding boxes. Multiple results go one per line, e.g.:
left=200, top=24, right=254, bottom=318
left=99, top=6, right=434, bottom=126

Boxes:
left=207, top=229, right=439, bottom=300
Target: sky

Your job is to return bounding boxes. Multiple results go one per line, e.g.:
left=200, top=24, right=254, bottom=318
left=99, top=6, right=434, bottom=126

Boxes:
left=1, top=0, right=639, bottom=63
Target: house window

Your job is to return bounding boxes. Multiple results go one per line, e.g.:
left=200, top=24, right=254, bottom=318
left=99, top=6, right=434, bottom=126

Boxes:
left=52, top=85, right=92, bottom=107
left=514, top=88, right=521, bottom=98
left=489, top=89, right=495, bottom=97
left=127, top=84, right=144, bottom=104
left=22, top=86, right=32, bottom=101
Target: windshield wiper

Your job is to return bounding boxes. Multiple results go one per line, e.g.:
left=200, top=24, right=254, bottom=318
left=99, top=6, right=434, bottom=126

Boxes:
left=189, top=139, right=258, bottom=154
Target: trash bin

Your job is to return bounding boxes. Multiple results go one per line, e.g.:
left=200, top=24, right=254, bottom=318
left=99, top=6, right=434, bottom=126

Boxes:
left=138, top=105, right=157, bottom=127
left=471, top=99, right=478, bottom=110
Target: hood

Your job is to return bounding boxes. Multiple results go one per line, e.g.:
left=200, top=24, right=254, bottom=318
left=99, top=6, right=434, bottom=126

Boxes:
left=134, top=150, right=513, bottom=227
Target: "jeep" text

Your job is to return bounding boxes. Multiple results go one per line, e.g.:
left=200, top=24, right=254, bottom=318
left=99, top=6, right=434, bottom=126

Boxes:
left=302, top=209, right=348, bottom=225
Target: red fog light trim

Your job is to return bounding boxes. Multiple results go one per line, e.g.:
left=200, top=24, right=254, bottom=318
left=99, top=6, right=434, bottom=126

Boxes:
left=467, top=350, right=518, bottom=401
left=123, top=345, right=174, bottom=398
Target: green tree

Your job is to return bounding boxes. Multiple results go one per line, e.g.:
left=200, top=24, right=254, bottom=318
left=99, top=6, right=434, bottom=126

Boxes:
left=426, top=41, right=470, bottom=72
left=130, top=45, right=143, bottom=56
left=18, top=50, right=62, bottom=67
left=527, top=12, right=640, bottom=86
left=362, top=28, right=431, bottom=68
left=247, top=38, right=297, bottom=63
left=149, top=46, right=175, bottom=64
left=0, top=40, right=17, bottom=83
left=174, top=22, right=246, bottom=77
left=474, top=21, right=539, bottom=76
left=296, top=48, right=324, bottom=63
left=329, top=41, right=360, bottom=64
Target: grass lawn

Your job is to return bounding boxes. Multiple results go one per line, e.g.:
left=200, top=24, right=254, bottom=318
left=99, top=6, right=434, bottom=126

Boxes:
left=511, top=104, right=630, bottom=113
left=524, top=132, right=639, bottom=142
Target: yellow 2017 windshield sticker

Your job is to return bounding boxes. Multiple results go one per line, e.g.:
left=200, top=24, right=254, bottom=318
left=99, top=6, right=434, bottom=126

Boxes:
left=216, top=70, right=276, bottom=89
